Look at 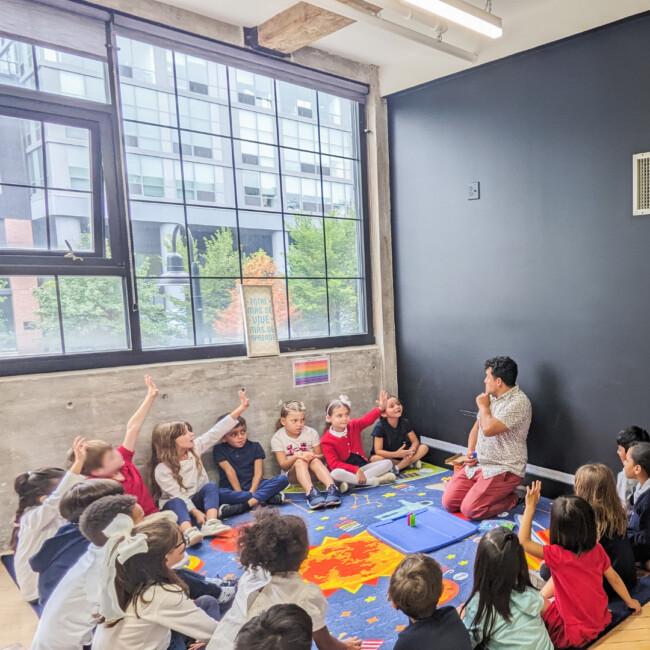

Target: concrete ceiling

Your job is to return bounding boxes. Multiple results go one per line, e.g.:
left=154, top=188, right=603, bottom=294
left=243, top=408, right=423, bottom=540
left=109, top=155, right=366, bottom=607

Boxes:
left=155, top=0, right=650, bottom=95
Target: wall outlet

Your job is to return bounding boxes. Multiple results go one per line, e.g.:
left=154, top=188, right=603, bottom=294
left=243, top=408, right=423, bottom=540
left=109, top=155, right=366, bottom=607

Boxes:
left=468, top=182, right=480, bottom=200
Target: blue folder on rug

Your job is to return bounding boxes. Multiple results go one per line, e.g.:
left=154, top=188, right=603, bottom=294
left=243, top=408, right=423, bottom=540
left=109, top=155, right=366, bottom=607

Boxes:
left=368, top=506, right=479, bottom=554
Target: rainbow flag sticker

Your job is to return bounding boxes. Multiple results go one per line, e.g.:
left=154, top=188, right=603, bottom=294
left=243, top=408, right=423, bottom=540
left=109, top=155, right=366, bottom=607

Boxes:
left=293, top=357, right=330, bottom=387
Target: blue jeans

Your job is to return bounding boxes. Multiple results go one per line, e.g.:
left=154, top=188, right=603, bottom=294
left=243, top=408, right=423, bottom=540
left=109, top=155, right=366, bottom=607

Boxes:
left=162, top=482, right=221, bottom=525
left=219, top=475, right=289, bottom=505
left=167, top=595, right=221, bottom=650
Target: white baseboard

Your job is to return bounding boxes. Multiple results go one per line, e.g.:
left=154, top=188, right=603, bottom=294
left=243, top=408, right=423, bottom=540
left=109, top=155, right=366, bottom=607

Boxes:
left=421, top=436, right=575, bottom=485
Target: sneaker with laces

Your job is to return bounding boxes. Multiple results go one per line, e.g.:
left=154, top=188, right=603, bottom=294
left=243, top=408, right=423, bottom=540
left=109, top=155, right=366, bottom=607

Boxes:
left=185, top=525, right=203, bottom=546
left=377, top=472, right=397, bottom=485
left=217, top=583, right=237, bottom=606
left=200, top=518, right=231, bottom=537
left=324, top=484, right=342, bottom=507
left=307, top=487, right=326, bottom=510
left=266, top=493, right=285, bottom=505
left=218, top=503, right=248, bottom=520
left=391, top=465, right=400, bottom=476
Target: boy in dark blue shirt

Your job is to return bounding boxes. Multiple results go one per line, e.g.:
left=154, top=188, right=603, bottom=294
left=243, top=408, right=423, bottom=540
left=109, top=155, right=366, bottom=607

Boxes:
left=214, top=415, right=289, bottom=520
left=624, top=441, right=650, bottom=569
left=388, top=553, right=471, bottom=650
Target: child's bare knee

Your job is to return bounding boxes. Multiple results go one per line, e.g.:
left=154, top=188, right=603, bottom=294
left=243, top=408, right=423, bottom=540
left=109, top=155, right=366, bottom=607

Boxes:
left=294, top=458, right=308, bottom=469
left=309, top=458, right=324, bottom=469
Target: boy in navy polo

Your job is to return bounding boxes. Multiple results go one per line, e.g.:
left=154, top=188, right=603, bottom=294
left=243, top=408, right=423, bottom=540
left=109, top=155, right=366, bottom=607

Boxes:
left=213, top=415, right=289, bottom=520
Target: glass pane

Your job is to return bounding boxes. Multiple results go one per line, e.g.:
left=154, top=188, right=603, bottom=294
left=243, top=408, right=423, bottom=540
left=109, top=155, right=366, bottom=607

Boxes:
left=48, top=190, right=93, bottom=251
left=0, top=115, right=43, bottom=186
left=116, top=36, right=175, bottom=92
left=231, top=108, right=277, bottom=144
left=288, top=279, right=328, bottom=338
left=130, top=202, right=188, bottom=276
left=0, top=39, right=35, bottom=90
left=277, top=81, right=317, bottom=121
left=279, top=118, right=319, bottom=152
left=328, top=278, right=365, bottom=335
left=186, top=206, right=239, bottom=278
left=0, top=186, right=47, bottom=249
left=137, top=278, right=193, bottom=349
left=234, top=141, right=278, bottom=171
left=178, top=95, right=229, bottom=136
left=35, top=47, right=107, bottom=103
left=325, top=218, right=363, bottom=277
left=239, top=211, right=285, bottom=277
left=284, top=215, right=325, bottom=277
left=195, top=278, right=244, bottom=345
left=323, top=182, right=357, bottom=220
left=236, top=169, right=280, bottom=212
left=229, top=68, right=275, bottom=112
left=280, top=148, right=318, bottom=176
left=175, top=53, right=228, bottom=102
left=318, top=92, right=355, bottom=132
left=58, top=276, right=129, bottom=352
left=44, top=124, right=91, bottom=191
left=282, top=174, right=322, bottom=215
left=120, top=84, right=178, bottom=127
left=0, top=275, right=62, bottom=357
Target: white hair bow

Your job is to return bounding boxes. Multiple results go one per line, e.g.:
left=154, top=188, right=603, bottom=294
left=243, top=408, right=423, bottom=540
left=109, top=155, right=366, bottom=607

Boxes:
left=98, top=513, right=149, bottom=624
left=338, top=394, right=351, bottom=408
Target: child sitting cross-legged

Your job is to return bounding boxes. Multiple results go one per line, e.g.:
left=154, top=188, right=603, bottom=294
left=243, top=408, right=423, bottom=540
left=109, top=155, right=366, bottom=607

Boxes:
left=213, top=414, right=289, bottom=520
left=369, top=396, right=429, bottom=477
left=389, top=553, right=471, bottom=650
left=206, top=509, right=362, bottom=650
left=623, top=441, right=650, bottom=570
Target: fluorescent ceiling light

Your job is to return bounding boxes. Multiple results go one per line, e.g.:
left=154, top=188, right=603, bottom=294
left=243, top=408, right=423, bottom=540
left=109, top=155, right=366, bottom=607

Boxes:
left=401, top=0, right=503, bottom=38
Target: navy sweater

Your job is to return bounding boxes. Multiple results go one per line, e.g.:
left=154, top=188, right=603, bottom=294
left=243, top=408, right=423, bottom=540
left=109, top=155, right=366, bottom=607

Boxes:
left=627, top=486, right=650, bottom=563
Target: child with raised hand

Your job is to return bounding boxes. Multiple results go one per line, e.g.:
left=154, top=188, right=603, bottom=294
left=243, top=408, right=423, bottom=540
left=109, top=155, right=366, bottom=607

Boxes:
left=615, top=426, right=650, bottom=511
left=234, top=603, right=313, bottom=650
left=459, top=527, right=552, bottom=649
left=207, top=509, right=362, bottom=650
left=321, top=391, right=395, bottom=488
left=389, top=553, right=471, bottom=650
left=13, top=435, right=87, bottom=604
left=213, top=413, right=289, bottom=520
left=29, top=478, right=124, bottom=606
left=519, top=481, right=641, bottom=649
left=622, top=441, right=650, bottom=569
left=149, top=390, right=249, bottom=546
left=92, top=517, right=220, bottom=650
left=32, top=494, right=145, bottom=650
left=73, top=375, right=159, bottom=515
left=369, top=396, right=429, bottom=476
left=574, top=464, right=637, bottom=598
left=271, top=400, right=342, bottom=510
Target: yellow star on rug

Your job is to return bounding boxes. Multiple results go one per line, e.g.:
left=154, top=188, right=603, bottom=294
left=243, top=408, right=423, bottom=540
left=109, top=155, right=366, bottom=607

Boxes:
left=367, top=617, right=379, bottom=624
left=383, top=492, right=396, bottom=497
left=340, top=611, right=351, bottom=617
left=459, top=560, right=468, bottom=565
left=315, top=526, right=325, bottom=531
left=365, top=596, right=376, bottom=602
left=321, top=516, right=329, bottom=520
left=418, top=492, right=426, bottom=496
left=446, top=554, right=456, bottom=559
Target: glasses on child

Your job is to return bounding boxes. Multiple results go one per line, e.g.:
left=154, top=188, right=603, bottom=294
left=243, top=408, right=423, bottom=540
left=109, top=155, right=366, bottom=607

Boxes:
left=175, top=535, right=189, bottom=551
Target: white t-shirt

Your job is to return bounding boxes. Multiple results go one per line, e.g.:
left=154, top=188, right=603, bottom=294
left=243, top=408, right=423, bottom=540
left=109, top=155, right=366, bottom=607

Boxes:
left=207, top=568, right=328, bottom=650
left=15, top=470, right=84, bottom=602
left=92, top=584, right=218, bottom=650
left=32, top=544, right=103, bottom=650
left=271, top=426, right=321, bottom=458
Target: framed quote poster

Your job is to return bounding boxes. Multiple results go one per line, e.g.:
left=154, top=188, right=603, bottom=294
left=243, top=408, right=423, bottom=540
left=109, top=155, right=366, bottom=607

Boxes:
left=240, top=284, right=280, bottom=357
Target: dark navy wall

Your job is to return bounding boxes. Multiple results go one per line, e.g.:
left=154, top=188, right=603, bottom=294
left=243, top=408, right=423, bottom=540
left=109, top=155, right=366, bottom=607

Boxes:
left=387, top=12, right=650, bottom=476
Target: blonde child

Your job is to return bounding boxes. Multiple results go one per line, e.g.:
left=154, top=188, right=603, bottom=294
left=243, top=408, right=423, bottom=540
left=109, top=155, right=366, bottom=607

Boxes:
left=148, top=390, right=249, bottom=545
left=13, top=436, right=87, bottom=603
left=519, top=482, right=641, bottom=648
left=206, top=509, right=362, bottom=650
left=320, top=391, right=395, bottom=488
left=271, top=400, right=341, bottom=510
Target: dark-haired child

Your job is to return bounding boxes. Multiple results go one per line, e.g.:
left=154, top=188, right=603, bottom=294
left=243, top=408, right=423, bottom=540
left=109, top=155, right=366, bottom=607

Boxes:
left=389, top=553, right=471, bottom=650
left=615, top=426, right=650, bottom=511
left=29, top=478, right=124, bottom=606
left=32, top=494, right=145, bottom=650
left=623, top=441, right=650, bottom=568
left=207, top=509, right=362, bottom=650
left=235, top=603, right=313, bottom=650
left=460, top=527, right=552, bottom=649
left=73, top=375, right=159, bottom=515
left=13, top=436, right=87, bottom=604
left=519, top=482, right=641, bottom=649
left=213, top=415, right=289, bottom=520
left=369, top=396, right=429, bottom=476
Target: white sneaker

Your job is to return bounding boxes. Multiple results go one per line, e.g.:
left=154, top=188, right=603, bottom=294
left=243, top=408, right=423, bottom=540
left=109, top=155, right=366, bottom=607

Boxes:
left=200, top=518, right=231, bottom=537
left=414, top=460, right=422, bottom=469
left=377, top=472, right=397, bottom=485
left=338, top=482, right=349, bottom=494
left=366, top=477, right=380, bottom=487
left=217, top=583, right=237, bottom=605
left=185, top=526, right=203, bottom=546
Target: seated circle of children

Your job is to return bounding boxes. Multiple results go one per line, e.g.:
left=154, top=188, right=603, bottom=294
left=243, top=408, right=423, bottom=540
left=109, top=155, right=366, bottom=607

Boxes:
left=321, top=391, right=396, bottom=488
left=623, top=441, right=650, bottom=569
left=518, top=481, right=641, bottom=649
left=369, top=395, right=429, bottom=476
left=615, top=425, right=650, bottom=512
left=389, top=553, right=471, bottom=650
left=148, top=390, right=250, bottom=546
left=212, top=414, right=289, bottom=520
left=271, top=400, right=342, bottom=510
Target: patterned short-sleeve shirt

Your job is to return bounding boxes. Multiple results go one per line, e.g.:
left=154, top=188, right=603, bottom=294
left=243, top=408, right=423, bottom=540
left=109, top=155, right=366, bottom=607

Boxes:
left=465, top=384, right=532, bottom=479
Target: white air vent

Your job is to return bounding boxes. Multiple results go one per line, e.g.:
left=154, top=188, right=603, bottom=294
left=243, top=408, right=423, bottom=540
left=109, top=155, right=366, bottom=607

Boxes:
left=633, top=152, right=650, bottom=215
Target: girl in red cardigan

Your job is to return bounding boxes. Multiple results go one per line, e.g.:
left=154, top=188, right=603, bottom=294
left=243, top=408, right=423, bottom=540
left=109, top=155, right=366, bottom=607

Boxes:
left=321, top=391, right=396, bottom=487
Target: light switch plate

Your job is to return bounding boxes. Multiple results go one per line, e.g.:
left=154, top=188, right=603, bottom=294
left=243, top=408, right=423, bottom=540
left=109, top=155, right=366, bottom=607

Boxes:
left=468, top=182, right=480, bottom=200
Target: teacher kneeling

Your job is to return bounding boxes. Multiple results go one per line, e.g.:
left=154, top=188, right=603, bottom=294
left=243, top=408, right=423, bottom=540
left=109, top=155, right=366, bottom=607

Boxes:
left=442, top=356, right=531, bottom=521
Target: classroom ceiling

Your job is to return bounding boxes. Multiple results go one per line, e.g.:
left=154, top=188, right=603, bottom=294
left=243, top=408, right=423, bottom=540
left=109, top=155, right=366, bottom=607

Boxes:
left=156, top=0, right=650, bottom=95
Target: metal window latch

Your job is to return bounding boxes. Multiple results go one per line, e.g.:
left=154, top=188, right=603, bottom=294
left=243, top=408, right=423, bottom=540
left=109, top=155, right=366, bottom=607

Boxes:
left=64, top=240, right=84, bottom=262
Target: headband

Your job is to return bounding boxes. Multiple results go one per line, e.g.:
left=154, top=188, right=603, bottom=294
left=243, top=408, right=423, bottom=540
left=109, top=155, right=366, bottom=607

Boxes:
left=327, top=394, right=351, bottom=412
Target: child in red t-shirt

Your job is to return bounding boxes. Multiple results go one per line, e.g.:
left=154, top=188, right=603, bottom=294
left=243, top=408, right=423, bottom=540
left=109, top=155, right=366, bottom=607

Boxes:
left=71, top=375, right=159, bottom=515
left=519, top=481, right=641, bottom=648
left=320, top=390, right=395, bottom=488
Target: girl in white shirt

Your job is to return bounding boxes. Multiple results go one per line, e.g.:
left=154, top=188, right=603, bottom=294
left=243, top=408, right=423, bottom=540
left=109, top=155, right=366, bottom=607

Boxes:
left=93, top=517, right=219, bottom=650
left=148, top=390, right=249, bottom=546
left=12, top=436, right=87, bottom=603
